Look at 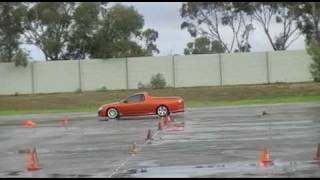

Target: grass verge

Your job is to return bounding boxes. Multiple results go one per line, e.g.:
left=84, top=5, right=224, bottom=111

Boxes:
left=1, top=82, right=320, bottom=115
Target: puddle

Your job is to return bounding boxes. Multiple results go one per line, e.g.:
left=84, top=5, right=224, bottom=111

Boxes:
left=138, top=160, right=160, bottom=167
left=116, top=160, right=320, bottom=178
left=17, top=149, right=31, bottom=154
left=48, top=173, right=91, bottom=178
left=7, top=171, right=23, bottom=176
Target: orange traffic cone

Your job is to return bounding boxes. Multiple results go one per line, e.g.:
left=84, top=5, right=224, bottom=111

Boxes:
left=145, top=129, right=153, bottom=141
left=128, top=143, right=138, bottom=156
left=259, top=147, right=272, bottom=166
left=26, top=148, right=40, bottom=171
left=314, top=144, right=320, bottom=161
left=23, top=120, right=36, bottom=128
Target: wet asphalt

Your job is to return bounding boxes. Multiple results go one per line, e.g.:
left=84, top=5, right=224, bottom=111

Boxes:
left=0, top=102, right=319, bottom=178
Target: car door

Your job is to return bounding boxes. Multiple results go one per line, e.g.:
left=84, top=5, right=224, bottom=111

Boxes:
left=119, top=94, right=146, bottom=115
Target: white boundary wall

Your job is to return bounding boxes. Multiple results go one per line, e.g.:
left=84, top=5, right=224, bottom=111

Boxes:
left=0, top=50, right=313, bottom=95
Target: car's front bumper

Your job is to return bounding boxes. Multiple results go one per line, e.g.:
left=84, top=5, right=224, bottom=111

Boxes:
left=97, top=109, right=108, bottom=121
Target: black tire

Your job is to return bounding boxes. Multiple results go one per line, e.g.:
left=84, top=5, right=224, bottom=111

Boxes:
left=107, top=108, right=119, bottom=119
left=156, top=105, right=169, bottom=117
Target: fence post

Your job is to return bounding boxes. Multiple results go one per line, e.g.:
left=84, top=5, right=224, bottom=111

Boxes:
left=218, top=54, right=223, bottom=86
left=78, top=59, right=82, bottom=91
left=172, top=55, right=176, bottom=88
left=31, top=61, right=35, bottom=94
left=266, top=51, right=270, bottom=84
left=125, top=57, right=129, bottom=89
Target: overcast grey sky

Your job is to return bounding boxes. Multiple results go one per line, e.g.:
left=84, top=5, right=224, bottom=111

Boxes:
left=23, top=2, right=306, bottom=61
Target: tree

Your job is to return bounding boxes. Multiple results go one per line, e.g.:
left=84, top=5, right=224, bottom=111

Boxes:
left=13, top=49, right=28, bottom=67
left=90, top=4, right=143, bottom=58
left=141, top=28, right=160, bottom=56
left=306, top=39, right=320, bottom=82
left=180, top=2, right=254, bottom=53
left=0, top=2, right=27, bottom=63
left=66, top=2, right=101, bottom=60
left=234, top=2, right=301, bottom=51
left=90, top=4, right=159, bottom=58
left=24, top=2, right=75, bottom=61
left=293, top=2, right=320, bottom=82
left=211, top=40, right=227, bottom=53
left=184, top=42, right=194, bottom=55
left=292, top=2, right=320, bottom=44
left=184, top=37, right=226, bottom=55
left=15, top=2, right=159, bottom=60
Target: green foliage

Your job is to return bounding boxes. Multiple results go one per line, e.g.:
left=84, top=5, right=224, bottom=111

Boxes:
left=75, top=88, right=82, bottom=93
left=150, top=73, right=166, bottom=89
left=67, top=2, right=100, bottom=59
left=96, top=86, right=108, bottom=92
left=184, top=37, right=226, bottom=55
left=90, top=4, right=140, bottom=58
left=0, top=2, right=27, bottom=62
left=233, top=2, right=300, bottom=51
left=211, top=40, right=227, bottom=54
left=24, top=2, right=75, bottom=60
left=292, top=2, right=320, bottom=44
left=137, top=82, right=145, bottom=89
left=20, top=2, right=159, bottom=60
left=138, top=74, right=167, bottom=89
left=90, top=4, right=159, bottom=58
left=137, top=82, right=151, bottom=89
left=180, top=2, right=305, bottom=52
left=180, top=2, right=254, bottom=53
left=13, top=49, right=28, bottom=67
left=306, top=40, right=320, bottom=82
left=141, top=28, right=160, bottom=56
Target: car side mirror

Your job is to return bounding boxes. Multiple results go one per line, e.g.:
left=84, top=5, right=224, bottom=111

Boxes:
left=122, top=100, right=128, bottom=103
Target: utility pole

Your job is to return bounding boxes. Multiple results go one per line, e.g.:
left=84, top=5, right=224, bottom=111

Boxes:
left=313, top=2, right=316, bottom=17
left=312, top=2, right=317, bottom=41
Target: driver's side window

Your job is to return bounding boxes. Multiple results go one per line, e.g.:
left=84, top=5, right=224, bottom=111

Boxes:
left=126, top=94, right=144, bottom=103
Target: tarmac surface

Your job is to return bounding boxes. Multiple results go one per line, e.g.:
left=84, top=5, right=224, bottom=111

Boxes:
left=0, top=102, right=319, bottom=178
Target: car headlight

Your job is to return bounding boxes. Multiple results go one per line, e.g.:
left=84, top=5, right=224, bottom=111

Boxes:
left=178, top=99, right=183, bottom=103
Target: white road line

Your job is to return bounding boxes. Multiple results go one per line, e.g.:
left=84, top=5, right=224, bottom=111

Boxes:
left=108, top=126, right=161, bottom=178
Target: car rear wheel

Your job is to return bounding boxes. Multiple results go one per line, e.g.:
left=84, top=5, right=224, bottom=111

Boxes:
left=157, top=105, right=169, bottom=117
left=107, top=108, right=118, bottom=119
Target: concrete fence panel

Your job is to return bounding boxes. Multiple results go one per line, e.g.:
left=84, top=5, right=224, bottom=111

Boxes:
left=221, top=52, right=268, bottom=85
left=127, top=56, right=173, bottom=89
left=0, top=63, right=33, bottom=95
left=268, top=50, right=313, bottom=83
left=174, top=54, right=220, bottom=87
left=33, top=61, right=79, bottom=93
left=81, top=59, right=127, bottom=91
left=0, top=50, right=314, bottom=95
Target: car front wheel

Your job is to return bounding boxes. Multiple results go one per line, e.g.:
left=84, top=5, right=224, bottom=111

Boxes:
left=107, top=108, right=118, bottom=119
left=157, top=105, right=169, bottom=117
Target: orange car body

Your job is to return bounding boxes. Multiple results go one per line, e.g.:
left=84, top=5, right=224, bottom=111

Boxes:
left=98, top=92, right=184, bottom=119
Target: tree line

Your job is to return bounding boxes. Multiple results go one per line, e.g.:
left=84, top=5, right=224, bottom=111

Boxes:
left=0, top=2, right=160, bottom=65
left=181, top=2, right=320, bottom=81
left=1, top=2, right=320, bottom=72
left=181, top=2, right=319, bottom=54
